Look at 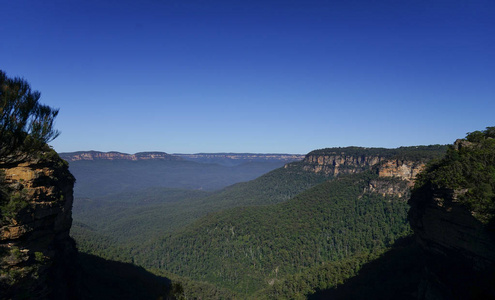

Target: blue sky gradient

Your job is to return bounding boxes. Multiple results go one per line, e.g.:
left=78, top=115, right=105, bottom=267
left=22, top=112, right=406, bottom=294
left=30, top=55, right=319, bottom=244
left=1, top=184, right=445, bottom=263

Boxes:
left=1, top=0, right=494, bottom=154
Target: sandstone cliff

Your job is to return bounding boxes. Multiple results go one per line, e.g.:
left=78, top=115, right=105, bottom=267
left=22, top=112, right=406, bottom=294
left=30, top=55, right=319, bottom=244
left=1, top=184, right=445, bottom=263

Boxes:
left=0, top=149, right=77, bottom=299
left=301, top=146, right=437, bottom=178
left=300, top=147, right=434, bottom=198
left=367, top=159, right=426, bottom=198
left=302, top=152, right=383, bottom=175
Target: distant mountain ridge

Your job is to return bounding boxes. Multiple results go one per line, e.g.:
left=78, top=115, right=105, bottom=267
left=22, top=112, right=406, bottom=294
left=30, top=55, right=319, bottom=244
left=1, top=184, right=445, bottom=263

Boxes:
left=60, top=151, right=304, bottom=165
left=174, top=153, right=305, bottom=166
left=60, top=151, right=182, bottom=161
left=63, top=151, right=302, bottom=198
left=131, top=145, right=446, bottom=296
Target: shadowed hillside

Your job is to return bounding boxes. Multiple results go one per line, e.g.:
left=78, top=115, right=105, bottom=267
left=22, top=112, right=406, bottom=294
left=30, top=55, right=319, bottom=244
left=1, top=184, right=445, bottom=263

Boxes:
left=77, top=253, right=171, bottom=300
left=308, top=236, right=423, bottom=300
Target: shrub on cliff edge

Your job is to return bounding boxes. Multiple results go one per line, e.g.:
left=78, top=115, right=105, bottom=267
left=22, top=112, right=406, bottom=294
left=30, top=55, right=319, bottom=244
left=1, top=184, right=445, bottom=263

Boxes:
left=0, top=70, right=60, bottom=164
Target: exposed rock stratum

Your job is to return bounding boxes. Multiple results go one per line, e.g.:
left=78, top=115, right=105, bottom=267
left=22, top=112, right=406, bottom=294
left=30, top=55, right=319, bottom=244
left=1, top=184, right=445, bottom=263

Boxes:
left=0, top=150, right=77, bottom=299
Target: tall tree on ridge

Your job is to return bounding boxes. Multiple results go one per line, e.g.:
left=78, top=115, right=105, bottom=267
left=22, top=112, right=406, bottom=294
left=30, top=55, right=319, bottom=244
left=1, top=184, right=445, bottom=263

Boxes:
left=0, top=70, right=60, bottom=163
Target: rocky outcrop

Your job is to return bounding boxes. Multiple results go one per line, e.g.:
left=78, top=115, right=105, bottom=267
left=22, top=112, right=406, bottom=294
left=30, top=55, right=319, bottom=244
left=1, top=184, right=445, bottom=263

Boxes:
left=360, top=160, right=425, bottom=197
left=296, top=148, right=433, bottom=200
left=302, top=146, right=446, bottom=178
left=377, top=160, right=425, bottom=184
left=302, top=150, right=425, bottom=188
left=302, top=153, right=384, bottom=175
left=60, top=151, right=182, bottom=161
left=0, top=150, right=77, bottom=299
left=365, top=178, right=411, bottom=198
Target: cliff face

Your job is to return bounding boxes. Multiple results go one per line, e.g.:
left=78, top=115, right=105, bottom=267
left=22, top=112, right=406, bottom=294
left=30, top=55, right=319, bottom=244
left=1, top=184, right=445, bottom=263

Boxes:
left=302, top=151, right=427, bottom=198
left=303, top=152, right=424, bottom=179
left=367, top=159, right=426, bottom=197
left=0, top=151, right=77, bottom=299
left=60, top=151, right=182, bottom=161
left=377, top=159, right=425, bottom=183
left=409, top=185, right=495, bottom=268
left=408, top=136, right=495, bottom=300
left=302, top=153, right=384, bottom=175
left=409, top=184, right=495, bottom=299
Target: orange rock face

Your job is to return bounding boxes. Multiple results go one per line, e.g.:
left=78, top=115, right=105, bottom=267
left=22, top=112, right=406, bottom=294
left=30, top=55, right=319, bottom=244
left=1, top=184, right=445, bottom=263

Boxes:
left=302, top=153, right=425, bottom=184
left=0, top=151, right=76, bottom=299
left=377, top=160, right=425, bottom=183
left=302, top=154, right=386, bottom=176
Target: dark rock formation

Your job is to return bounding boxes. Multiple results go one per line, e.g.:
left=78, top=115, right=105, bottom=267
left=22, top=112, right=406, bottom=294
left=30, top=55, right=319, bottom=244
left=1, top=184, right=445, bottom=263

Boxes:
left=0, top=150, right=77, bottom=299
left=408, top=139, right=495, bottom=299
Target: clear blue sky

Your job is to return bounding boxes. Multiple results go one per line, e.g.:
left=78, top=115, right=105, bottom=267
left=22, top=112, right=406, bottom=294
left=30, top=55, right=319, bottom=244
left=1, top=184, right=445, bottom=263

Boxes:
left=1, top=0, right=494, bottom=154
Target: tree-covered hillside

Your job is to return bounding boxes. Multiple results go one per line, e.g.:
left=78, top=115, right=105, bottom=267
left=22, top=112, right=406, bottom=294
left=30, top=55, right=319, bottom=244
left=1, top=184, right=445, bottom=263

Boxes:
left=130, top=171, right=412, bottom=296
left=71, top=145, right=447, bottom=298
left=71, top=161, right=329, bottom=250
left=413, top=127, right=495, bottom=225
left=308, top=145, right=446, bottom=162
left=69, top=159, right=288, bottom=198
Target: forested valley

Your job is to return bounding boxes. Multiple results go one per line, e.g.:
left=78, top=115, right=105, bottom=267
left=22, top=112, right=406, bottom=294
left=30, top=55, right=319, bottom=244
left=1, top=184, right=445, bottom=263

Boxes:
left=3, top=1, right=494, bottom=298
left=69, top=146, right=448, bottom=298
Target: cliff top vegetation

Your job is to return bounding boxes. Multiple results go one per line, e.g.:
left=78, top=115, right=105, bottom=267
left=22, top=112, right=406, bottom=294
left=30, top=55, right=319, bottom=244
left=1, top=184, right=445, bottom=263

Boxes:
left=414, top=127, right=495, bottom=225
left=307, top=145, right=447, bottom=162
left=0, top=70, right=60, bottom=164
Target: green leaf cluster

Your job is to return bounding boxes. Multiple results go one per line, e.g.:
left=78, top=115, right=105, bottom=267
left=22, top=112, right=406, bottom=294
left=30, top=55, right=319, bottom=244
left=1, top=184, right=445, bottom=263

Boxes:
left=0, top=187, right=28, bottom=224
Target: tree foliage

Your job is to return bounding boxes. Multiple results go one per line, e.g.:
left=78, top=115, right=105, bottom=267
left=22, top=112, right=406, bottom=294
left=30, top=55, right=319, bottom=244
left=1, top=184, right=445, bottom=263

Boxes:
left=414, top=126, right=495, bottom=224
left=0, top=70, right=59, bottom=162
left=127, top=172, right=412, bottom=296
left=308, top=145, right=446, bottom=162
left=72, top=146, right=444, bottom=298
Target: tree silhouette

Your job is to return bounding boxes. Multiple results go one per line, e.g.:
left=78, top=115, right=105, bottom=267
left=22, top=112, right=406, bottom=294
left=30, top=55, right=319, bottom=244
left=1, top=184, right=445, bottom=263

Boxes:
left=0, top=70, right=59, bottom=163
